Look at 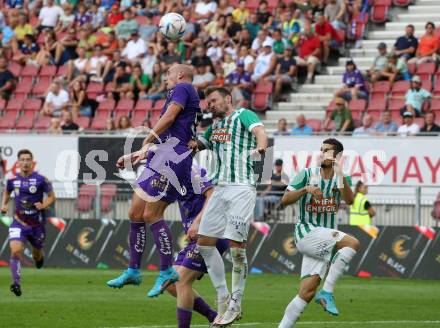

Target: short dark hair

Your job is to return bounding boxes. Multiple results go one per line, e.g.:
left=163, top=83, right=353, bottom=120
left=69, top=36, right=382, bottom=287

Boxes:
left=17, top=149, right=33, bottom=159
left=323, top=138, right=344, bottom=155
left=205, top=86, right=232, bottom=98
left=426, top=22, right=435, bottom=29
left=407, top=24, right=415, bottom=30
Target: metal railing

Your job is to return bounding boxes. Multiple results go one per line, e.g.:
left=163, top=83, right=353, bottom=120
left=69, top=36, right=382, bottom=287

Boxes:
left=1, top=180, right=438, bottom=227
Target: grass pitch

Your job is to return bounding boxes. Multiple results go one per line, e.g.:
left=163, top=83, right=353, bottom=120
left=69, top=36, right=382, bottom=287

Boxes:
left=1, top=268, right=439, bottom=328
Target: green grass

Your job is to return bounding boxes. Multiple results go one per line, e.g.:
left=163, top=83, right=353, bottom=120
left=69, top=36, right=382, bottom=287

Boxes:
left=1, top=268, right=440, bottom=328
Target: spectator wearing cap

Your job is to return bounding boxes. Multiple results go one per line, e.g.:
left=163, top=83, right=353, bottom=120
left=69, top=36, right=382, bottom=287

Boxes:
left=107, top=4, right=124, bottom=27
left=353, top=114, right=375, bottom=136
left=225, top=60, right=252, bottom=100
left=191, top=46, right=216, bottom=75
left=251, top=40, right=277, bottom=82
left=334, top=59, right=367, bottom=101
left=281, top=9, right=301, bottom=46
left=0, top=57, right=15, bottom=100
left=398, top=111, right=420, bottom=136
left=256, top=1, right=273, bottom=30
left=368, top=42, right=388, bottom=83
left=397, top=75, right=431, bottom=117
left=325, top=0, right=347, bottom=30
left=291, top=114, right=313, bottom=136
left=245, top=14, right=261, bottom=41
left=374, top=110, right=398, bottom=135
left=122, top=31, right=146, bottom=63
left=324, top=97, right=354, bottom=133
left=408, top=22, right=440, bottom=66
left=194, top=0, right=218, bottom=23
left=420, top=112, right=440, bottom=135
left=393, top=24, right=418, bottom=62
left=269, top=45, right=297, bottom=101
left=232, top=0, right=250, bottom=25
left=274, top=118, right=290, bottom=136
left=254, top=158, right=289, bottom=221
left=116, top=10, right=139, bottom=42
left=295, top=22, right=321, bottom=84
left=251, top=30, right=274, bottom=56
left=38, top=0, right=63, bottom=32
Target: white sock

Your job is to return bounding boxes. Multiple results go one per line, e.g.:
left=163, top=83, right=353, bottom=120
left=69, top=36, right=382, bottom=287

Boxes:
left=278, top=295, right=307, bottom=328
left=230, top=247, right=248, bottom=309
left=197, top=245, right=229, bottom=303
left=323, top=247, right=357, bottom=293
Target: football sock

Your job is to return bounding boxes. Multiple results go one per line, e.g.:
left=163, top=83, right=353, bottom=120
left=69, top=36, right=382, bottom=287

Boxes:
left=197, top=245, right=229, bottom=304
left=193, top=297, right=217, bottom=322
left=278, top=295, right=307, bottom=328
left=10, top=257, right=21, bottom=285
left=128, top=222, right=146, bottom=269
left=149, top=219, right=173, bottom=271
left=176, top=307, right=192, bottom=328
left=230, top=247, right=248, bottom=309
left=323, top=247, right=357, bottom=293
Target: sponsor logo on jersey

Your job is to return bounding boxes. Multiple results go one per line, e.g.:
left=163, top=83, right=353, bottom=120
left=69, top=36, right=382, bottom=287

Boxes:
left=210, top=128, right=232, bottom=143
left=29, top=186, right=37, bottom=194
left=305, top=197, right=338, bottom=213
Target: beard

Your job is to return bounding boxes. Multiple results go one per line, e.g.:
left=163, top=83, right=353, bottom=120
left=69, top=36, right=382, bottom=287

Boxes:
left=320, top=162, right=333, bottom=169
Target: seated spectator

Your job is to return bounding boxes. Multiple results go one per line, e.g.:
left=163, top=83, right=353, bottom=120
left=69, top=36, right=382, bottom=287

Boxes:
left=140, top=46, right=157, bottom=78
left=291, top=114, right=313, bottom=136
left=74, top=3, right=92, bottom=29
left=274, top=118, right=290, bottom=135
left=116, top=10, right=139, bottom=42
left=66, top=46, right=88, bottom=82
left=146, top=63, right=166, bottom=101
left=0, top=57, right=15, bottom=100
left=408, top=22, right=440, bottom=66
left=221, top=54, right=237, bottom=78
left=127, top=64, right=151, bottom=100
left=245, top=14, right=261, bottom=41
left=54, top=27, right=79, bottom=66
left=314, top=12, right=336, bottom=66
left=41, top=82, right=70, bottom=117
left=399, top=75, right=431, bottom=117
left=225, top=13, right=243, bottom=40
left=117, top=115, right=133, bottom=134
left=368, top=42, right=388, bottom=83
left=106, top=118, right=116, bottom=132
left=281, top=9, right=301, bottom=46
left=55, top=4, right=75, bottom=33
left=77, top=24, right=97, bottom=57
left=107, top=4, right=124, bottom=27
left=232, top=0, right=250, bottom=25
left=194, top=0, right=217, bottom=23
left=353, top=114, right=375, bottom=136
left=191, top=46, right=216, bottom=74
left=381, top=54, right=411, bottom=84
left=334, top=59, right=368, bottom=101
left=295, top=22, right=321, bottom=84
left=83, top=45, right=108, bottom=82
left=108, top=63, right=131, bottom=100
left=420, top=112, right=440, bottom=135
left=251, top=41, right=277, bottom=82
left=61, top=111, right=79, bottom=132
left=393, top=24, right=418, bottom=62
left=207, top=38, right=223, bottom=64
left=325, top=0, right=347, bottom=30
left=237, top=46, right=254, bottom=73
left=193, top=64, right=215, bottom=95
left=324, top=97, right=354, bottom=133
left=254, top=159, right=289, bottom=221
left=48, top=117, right=62, bottom=134
left=14, top=34, right=39, bottom=66
left=204, top=14, right=227, bottom=40
left=14, top=13, right=33, bottom=43
left=374, top=110, right=398, bottom=135
left=251, top=30, right=273, bottom=56
left=102, top=50, right=127, bottom=83
left=38, top=0, right=63, bottom=32
left=96, top=30, right=119, bottom=58
left=225, top=60, right=252, bottom=100
left=70, top=81, right=93, bottom=118
left=160, top=42, right=181, bottom=71
left=272, top=29, right=291, bottom=57
left=398, top=111, right=420, bottom=136
left=34, top=29, right=57, bottom=66
left=256, top=0, right=273, bottom=30
left=139, top=13, right=157, bottom=42
left=269, top=45, right=297, bottom=101
left=122, top=31, right=146, bottom=63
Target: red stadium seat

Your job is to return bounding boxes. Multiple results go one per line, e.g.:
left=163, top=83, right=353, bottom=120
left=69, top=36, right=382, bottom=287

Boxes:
left=417, top=62, right=436, bottom=76
left=255, top=80, right=273, bottom=94
left=23, top=99, right=42, bottom=112
left=97, top=99, right=116, bottom=112
left=34, top=115, right=52, bottom=131
left=408, top=62, right=416, bottom=75
left=135, top=16, right=148, bottom=25
left=421, top=79, right=432, bottom=92
left=21, top=65, right=40, bottom=78
left=391, top=111, right=402, bottom=123
left=87, top=82, right=105, bottom=94
left=105, top=82, right=115, bottom=93
left=430, top=99, right=440, bottom=111
left=371, top=0, right=392, bottom=24
left=0, top=110, right=19, bottom=129
left=149, top=110, right=162, bottom=125
left=5, top=98, right=24, bottom=111
left=76, top=117, right=90, bottom=129
left=388, top=99, right=405, bottom=111
left=15, top=112, right=35, bottom=130
left=349, top=99, right=367, bottom=111
left=101, top=184, right=117, bottom=214
left=368, top=110, right=382, bottom=122
left=40, top=65, right=57, bottom=78
left=371, top=81, right=391, bottom=95
left=391, top=81, right=410, bottom=97
left=327, top=99, right=338, bottom=112
left=132, top=110, right=149, bottom=126
left=393, top=0, right=411, bottom=7
left=305, top=119, right=321, bottom=132
left=14, top=77, right=33, bottom=95
left=77, top=184, right=97, bottom=213
left=115, top=99, right=134, bottom=111
left=56, top=65, right=68, bottom=77
left=433, top=81, right=440, bottom=96
left=351, top=111, right=362, bottom=121
left=246, top=0, right=260, bottom=11
left=90, top=116, right=108, bottom=130
left=8, top=62, right=22, bottom=77
left=153, top=99, right=166, bottom=111
left=0, top=99, right=6, bottom=112
left=252, top=93, right=270, bottom=111
left=367, top=97, right=387, bottom=112
left=31, top=77, right=51, bottom=97
left=134, top=99, right=153, bottom=111
left=415, top=117, right=425, bottom=128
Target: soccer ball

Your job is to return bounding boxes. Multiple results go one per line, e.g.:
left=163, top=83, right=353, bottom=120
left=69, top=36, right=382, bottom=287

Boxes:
left=159, top=13, right=187, bottom=41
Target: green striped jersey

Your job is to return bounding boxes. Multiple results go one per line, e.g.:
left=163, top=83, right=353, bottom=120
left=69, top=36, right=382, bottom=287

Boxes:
left=287, top=167, right=352, bottom=240
left=199, top=108, right=263, bottom=186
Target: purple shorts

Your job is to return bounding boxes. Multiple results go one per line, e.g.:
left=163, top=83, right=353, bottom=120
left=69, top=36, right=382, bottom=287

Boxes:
left=174, top=239, right=229, bottom=274
left=136, top=145, right=193, bottom=203
left=8, top=219, right=46, bottom=250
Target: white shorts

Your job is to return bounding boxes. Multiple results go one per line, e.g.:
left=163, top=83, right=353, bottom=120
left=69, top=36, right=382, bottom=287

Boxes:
left=198, top=184, right=256, bottom=242
left=295, top=226, right=346, bottom=279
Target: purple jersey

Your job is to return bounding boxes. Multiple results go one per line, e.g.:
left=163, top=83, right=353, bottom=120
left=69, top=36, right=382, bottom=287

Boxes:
left=158, top=82, right=201, bottom=148
left=177, top=166, right=213, bottom=233
left=6, top=172, right=52, bottom=226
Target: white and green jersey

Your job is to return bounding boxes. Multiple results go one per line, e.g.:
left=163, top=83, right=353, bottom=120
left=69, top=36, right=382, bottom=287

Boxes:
left=199, top=108, right=263, bottom=186
left=287, top=167, right=352, bottom=241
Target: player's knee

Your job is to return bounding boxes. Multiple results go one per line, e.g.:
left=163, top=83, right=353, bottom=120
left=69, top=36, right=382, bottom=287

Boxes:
left=299, top=288, right=316, bottom=303
left=350, top=237, right=360, bottom=251
left=10, top=248, right=21, bottom=259
left=128, top=208, right=143, bottom=222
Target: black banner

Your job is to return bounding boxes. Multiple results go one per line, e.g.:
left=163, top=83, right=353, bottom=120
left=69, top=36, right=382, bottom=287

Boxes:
left=0, top=220, right=438, bottom=280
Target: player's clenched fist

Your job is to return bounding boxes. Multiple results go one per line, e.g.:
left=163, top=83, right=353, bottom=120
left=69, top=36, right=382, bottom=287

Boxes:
left=305, top=186, right=323, bottom=198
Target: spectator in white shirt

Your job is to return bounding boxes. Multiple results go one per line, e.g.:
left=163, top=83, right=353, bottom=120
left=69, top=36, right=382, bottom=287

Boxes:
left=38, top=0, right=63, bottom=32
left=251, top=30, right=273, bottom=57
left=193, top=64, right=215, bottom=94
left=86, top=45, right=108, bottom=82
left=41, top=82, right=70, bottom=117
left=353, top=114, right=375, bottom=136
left=194, top=0, right=217, bottom=23
left=397, top=111, right=420, bottom=136
left=122, top=31, right=147, bottom=63
left=207, top=38, right=223, bottom=64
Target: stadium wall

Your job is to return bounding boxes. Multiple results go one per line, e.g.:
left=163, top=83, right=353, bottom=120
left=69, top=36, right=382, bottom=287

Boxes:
left=0, top=219, right=438, bottom=280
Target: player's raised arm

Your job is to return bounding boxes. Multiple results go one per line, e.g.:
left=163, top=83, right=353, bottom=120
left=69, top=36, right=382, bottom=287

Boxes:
left=333, top=157, right=354, bottom=205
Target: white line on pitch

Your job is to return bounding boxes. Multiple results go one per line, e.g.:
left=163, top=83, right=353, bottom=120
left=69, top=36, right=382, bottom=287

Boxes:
left=108, top=320, right=440, bottom=328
